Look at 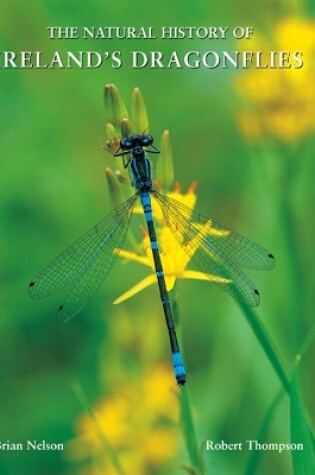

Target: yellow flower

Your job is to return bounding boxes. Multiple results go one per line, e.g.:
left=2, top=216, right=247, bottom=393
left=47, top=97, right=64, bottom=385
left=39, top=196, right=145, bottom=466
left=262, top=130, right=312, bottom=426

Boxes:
left=114, top=182, right=231, bottom=305
left=235, top=17, right=315, bottom=143
left=65, top=365, right=179, bottom=475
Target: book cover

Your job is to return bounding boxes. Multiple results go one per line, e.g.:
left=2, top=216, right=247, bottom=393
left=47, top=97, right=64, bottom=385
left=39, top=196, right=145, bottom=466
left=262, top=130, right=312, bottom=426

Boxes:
left=1, top=1, right=314, bottom=474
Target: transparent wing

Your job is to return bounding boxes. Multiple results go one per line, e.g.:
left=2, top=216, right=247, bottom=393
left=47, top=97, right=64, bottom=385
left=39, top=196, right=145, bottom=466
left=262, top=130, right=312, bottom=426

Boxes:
left=29, top=195, right=138, bottom=319
left=152, top=191, right=275, bottom=307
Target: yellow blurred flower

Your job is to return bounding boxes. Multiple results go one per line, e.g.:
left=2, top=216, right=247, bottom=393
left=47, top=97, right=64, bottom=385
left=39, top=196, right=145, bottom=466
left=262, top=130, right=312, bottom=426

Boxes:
left=113, top=182, right=231, bottom=305
left=65, top=365, right=179, bottom=474
left=235, top=17, right=315, bottom=143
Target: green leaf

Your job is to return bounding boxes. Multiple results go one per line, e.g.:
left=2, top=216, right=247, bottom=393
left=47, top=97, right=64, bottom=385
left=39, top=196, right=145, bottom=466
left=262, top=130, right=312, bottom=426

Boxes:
left=179, top=387, right=205, bottom=475
left=238, top=302, right=290, bottom=394
left=290, top=367, right=315, bottom=475
left=244, top=389, right=285, bottom=475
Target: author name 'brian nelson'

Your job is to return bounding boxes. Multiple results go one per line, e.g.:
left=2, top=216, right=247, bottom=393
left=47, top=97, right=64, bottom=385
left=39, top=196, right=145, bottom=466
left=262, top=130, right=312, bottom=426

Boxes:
left=0, top=440, right=64, bottom=451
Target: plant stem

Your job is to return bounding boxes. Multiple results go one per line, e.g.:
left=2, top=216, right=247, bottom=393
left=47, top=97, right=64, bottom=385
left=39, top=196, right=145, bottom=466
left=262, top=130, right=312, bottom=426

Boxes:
left=171, top=296, right=206, bottom=475
left=238, top=302, right=290, bottom=394
left=71, top=381, right=127, bottom=475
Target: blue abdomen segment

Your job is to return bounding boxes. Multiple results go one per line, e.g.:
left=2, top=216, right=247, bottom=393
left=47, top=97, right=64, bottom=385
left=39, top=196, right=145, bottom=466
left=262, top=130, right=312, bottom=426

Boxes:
left=172, top=352, right=187, bottom=386
left=140, top=190, right=187, bottom=386
left=140, top=192, right=153, bottom=222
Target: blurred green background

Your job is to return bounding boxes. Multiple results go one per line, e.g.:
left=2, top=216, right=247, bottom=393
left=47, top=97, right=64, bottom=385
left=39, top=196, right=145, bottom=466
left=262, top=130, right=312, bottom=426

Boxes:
left=1, top=1, right=315, bottom=474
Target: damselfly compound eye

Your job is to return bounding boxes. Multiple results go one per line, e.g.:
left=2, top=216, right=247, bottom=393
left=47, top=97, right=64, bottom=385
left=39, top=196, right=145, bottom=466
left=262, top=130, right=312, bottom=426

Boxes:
left=141, top=134, right=153, bottom=146
left=121, top=138, right=132, bottom=149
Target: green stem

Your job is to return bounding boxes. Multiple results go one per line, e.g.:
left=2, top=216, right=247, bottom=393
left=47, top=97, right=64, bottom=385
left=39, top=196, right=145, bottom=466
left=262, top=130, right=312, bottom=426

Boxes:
left=244, top=317, right=315, bottom=475
left=180, top=387, right=205, bottom=475
left=244, top=389, right=285, bottom=475
left=278, top=186, right=305, bottom=342
left=238, top=302, right=290, bottom=394
left=171, top=297, right=206, bottom=475
left=294, top=321, right=315, bottom=364
left=260, top=144, right=305, bottom=344
left=71, top=381, right=127, bottom=475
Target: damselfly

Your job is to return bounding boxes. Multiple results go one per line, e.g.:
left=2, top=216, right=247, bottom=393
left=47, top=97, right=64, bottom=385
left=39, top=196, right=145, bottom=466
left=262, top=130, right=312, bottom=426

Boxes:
left=29, top=133, right=275, bottom=386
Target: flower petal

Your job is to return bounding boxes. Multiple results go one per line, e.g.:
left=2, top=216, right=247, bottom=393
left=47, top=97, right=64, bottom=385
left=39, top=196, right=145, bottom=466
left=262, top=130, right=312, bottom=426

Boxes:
left=113, top=275, right=157, bottom=304
left=181, top=270, right=232, bottom=283
left=117, top=249, right=151, bottom=267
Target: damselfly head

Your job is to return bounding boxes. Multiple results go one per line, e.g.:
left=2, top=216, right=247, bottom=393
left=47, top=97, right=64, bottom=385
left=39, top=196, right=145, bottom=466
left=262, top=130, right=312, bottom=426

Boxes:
left=120, top=133, right=153, bottom=151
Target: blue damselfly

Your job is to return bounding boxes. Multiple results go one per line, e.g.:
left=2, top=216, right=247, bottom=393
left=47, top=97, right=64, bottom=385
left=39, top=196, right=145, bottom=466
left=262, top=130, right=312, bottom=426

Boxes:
left=29, top=133, right=275, bottom=386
